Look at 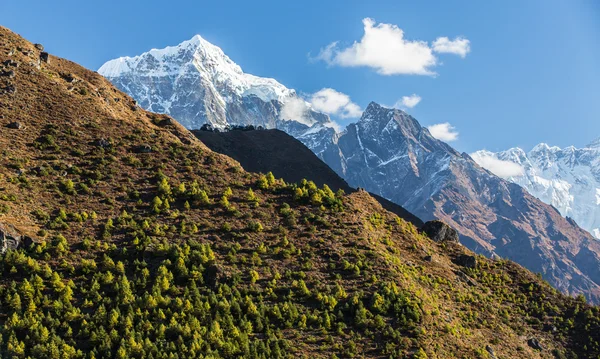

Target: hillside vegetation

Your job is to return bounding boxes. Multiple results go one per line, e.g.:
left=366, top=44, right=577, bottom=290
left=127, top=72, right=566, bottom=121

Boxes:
left=1, top=26, right=600, bottom=359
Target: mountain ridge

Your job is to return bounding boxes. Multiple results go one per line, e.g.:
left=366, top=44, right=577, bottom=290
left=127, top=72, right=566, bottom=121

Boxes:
left=473, top=140, right=600, bottom=239
left=99, top=34, right=600, bottom=303
left=98, top=34, right=332, bottom=132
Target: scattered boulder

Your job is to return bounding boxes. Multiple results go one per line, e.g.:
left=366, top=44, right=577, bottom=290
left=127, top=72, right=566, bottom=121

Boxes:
left=40, top=52, right=49, bottom=63
left=95, top=138, right=112, bottom=148
left=543, top=323, right=558, bottom=333
left=420, top=220, right=459, bottom=243
left=135, top=144, right=152, bottom=153
left=34, top=43, right=44, bottom=51
left=6, top=121, right=23, bottom=129
left=455, top=254, right=477, bottom=268
left=485, top=345, right=497, bottom=359
left=1, top=70, right=15, bottom=78
left=61, top=73, right=76, bottom=83
left=3, top=59, right=19, bottom=67
left=454, top=270, right=478, bottom=286
left=1, top=84, right=16, bottom=95
left=423, top=255, right=433, bottom=262
left=527, top=338, right=543, bottom=351
left=159, top=118, right=173, bottom=127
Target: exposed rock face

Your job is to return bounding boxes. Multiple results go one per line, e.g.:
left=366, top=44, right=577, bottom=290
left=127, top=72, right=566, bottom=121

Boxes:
left=39, top=52, right=49, bottom=63
left=473, top=141, right=600, bottom=239
left=0, top=222, right=31, bottom=253
left=527, top=338, right=544, bottom=351
left=98, top=35, right=333, bottom=134
left=455, top=254, right=477, bottom=269
left=420, top=220, right=459, bottom=243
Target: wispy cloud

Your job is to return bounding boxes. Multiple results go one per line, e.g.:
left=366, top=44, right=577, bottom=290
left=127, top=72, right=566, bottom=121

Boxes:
left=310, top=88, right=362, bottom=118
left=427, top=122, right=459, bottom=142
left=470, top=152, right=525, bottom=178
left=395, top=94, right=422, bottom=109
left=314, top=18, right=469, bottom=76
left=279, top=97, right=316, bottom=126
left=279, top=88, right=362, bottom=132
left=432, top=37, right=471, bottom=58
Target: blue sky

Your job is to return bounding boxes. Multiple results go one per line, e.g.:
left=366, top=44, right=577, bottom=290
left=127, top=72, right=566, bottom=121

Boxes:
left=2, top=0, right=599, bottom=153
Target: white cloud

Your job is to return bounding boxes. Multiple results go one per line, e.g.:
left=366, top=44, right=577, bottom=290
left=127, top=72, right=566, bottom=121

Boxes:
left=279, top=88, right=362, bottom=132
left=323, top=121, right=343, bottom=133
left=427, top=122, right=459, bottom=142
left=315, top=18, right=469, bottom=76
left=310, top=88, right=362, bottom=119
left=470, top=152, right=525, bottom=178
left=432, top=36, right=471, bottom=58
left=395, top=94, right=422, bottom=109
left=279, top=97, right=315, bottom=126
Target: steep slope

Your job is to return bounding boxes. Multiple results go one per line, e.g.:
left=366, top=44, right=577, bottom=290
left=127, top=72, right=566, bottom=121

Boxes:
left=98, top=35, right=331, bottom=133
left=99, top=37, right=600, bottom=303
left=327, top=103, right=600, bottom=303
left=473, top=142, right=600, bottom=239
left=192, top=128, right=423, bottom=226
left=4, top=26, right=600, bottom=358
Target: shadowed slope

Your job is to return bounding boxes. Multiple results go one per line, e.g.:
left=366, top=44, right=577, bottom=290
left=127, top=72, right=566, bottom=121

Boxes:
left=193, top=128, right=423, bottom=226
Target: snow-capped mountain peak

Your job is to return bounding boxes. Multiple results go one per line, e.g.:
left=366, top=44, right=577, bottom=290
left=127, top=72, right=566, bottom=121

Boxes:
left=99, top=35, right=293, bottom=104
left=587, top=137, right=600, bottom=149
left=473, top=140, right=600, bottom=239
left=98, top=35, right=334, bottom=130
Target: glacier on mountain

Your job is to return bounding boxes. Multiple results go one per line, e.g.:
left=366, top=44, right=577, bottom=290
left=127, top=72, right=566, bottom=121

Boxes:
left=473, top=139, right=600, bottom=239
left=98, top=35, right=331, bottom=132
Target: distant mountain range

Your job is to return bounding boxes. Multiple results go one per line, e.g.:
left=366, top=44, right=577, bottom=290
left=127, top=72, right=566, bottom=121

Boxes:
left=473, top=140, right=600, bottom=239
left=99, top=35, right=600, bottom=302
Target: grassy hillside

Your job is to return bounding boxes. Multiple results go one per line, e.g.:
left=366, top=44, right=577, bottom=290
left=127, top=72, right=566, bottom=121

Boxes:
left=1, top=26, right=600, bottom=359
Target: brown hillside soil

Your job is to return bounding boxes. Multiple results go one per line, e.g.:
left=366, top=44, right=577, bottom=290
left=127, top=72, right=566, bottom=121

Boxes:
left=0, top=26, right=600, bottom=358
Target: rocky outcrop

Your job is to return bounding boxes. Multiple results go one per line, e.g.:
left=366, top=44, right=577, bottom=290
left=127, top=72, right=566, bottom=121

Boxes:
left=0, top=222, right=32, bottom=253
left=40, top=52, right=49, bottom=63
left=527, top=338, right=544, bottom=351
left=420, top=220, right=459, bottom=243
left=473, top=142, right=600, bottom=239
left=455, top=254, right=477, bottom=269
left=6, top=121, right=22, bottom=129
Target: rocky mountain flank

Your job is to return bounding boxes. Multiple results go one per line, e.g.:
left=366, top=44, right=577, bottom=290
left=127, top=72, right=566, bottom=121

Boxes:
left=473, top=141, right=600, bottom=239
left=99, top=35, right=600, bottom=302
